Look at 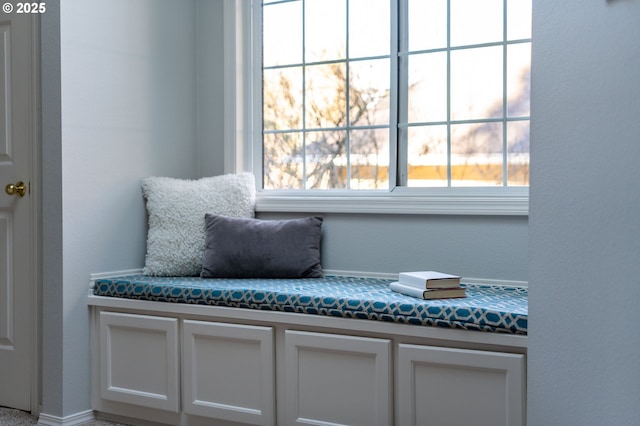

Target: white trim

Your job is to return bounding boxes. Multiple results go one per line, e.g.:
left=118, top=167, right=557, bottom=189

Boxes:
left=256, top=189, right=528, bottom=215
left=323, top=269, right=527, bottom=288
left=89, top=269, right=143, bottom=281
left=322, top=269, right=398, bottom=280
left=30, top=13, right=41, bottom=416
left=224, top=0, right=258, bottom=175
left=90, top=269, right=527, bottom=289
left=37, top=409, right=95, bottom=426
left=89, top=269, right=143, bottom=289
left=462, top=277, right=528, bottom=288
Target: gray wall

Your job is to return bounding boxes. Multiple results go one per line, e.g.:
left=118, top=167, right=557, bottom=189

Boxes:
left=260, top=212, right=528, bottom=281
left=42, top=0, right=199, bottom=417
left=196, top=0, right=226, bottom=177
left=528, top=1, right=640, bottom=424
left=40, top=1, right=63, bottom=418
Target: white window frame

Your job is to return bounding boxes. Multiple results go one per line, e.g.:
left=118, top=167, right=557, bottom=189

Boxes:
left=223, top=0, right=528, bottom=216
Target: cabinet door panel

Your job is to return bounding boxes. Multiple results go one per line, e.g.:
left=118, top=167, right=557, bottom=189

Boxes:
left=99, top=312, right=179, bottom=412
left=285, top=330, right=391, bottom=426
left=397, top=344, right=525, bottom=426
left=183, top=320, right=275, bottom=426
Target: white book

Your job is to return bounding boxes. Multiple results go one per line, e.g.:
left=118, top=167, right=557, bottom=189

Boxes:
left=389, top=282, right=466, bottom=300
left=398, top=271, right=462, bottom=289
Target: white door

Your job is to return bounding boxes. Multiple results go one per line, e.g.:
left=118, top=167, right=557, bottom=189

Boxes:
left=0, top=11, right=36, bottom=411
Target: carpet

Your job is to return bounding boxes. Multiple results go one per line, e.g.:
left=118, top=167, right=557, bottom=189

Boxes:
left=0, top=407, right=130, bottom=426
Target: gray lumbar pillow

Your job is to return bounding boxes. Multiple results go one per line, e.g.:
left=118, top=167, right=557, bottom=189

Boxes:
left=201, top=214, right=323, bottom=278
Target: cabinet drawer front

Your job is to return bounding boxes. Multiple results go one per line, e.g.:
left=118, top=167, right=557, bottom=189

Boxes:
left=397, top=344, right=525, bottom=426
left=284, top=330, right=392, bottom=426
left=182, top=320, right=275, bottom=426
left=99, top=312, right=179, bottom=412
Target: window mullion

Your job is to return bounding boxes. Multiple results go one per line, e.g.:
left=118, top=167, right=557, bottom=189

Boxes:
left=345, top=0, right=351, bottom=189
left=502, top=0, right=508, bottom=186
left=446, top=0, right=452, bottom=187
left=302, top=0, right=307, bottom=189
left=394, top=0, right=407, bottom=188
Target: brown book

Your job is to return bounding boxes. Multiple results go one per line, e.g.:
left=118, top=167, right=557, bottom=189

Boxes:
left=390, top=282, right=466, bottom=300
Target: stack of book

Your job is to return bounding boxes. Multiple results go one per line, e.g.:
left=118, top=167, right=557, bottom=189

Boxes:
left=389, top=271, right=466, bottom=300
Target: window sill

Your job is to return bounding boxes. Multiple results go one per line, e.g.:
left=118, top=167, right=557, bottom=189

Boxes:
left=255, top=188, right=529, bottom=216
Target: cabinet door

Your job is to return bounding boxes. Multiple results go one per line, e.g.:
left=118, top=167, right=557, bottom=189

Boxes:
left=284, top=330, right=392, bottom=426
left=397, top=344, right=525, bottom=426
left=98, top=312, right=179, bottom=412
left=182, top=320, right=275, bottom=426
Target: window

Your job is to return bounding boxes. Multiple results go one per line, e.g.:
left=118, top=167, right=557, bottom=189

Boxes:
left=245, top=0, right=530, bottom=214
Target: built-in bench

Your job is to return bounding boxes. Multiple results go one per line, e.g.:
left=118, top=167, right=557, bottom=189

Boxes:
left=92, top=274, right=528, bottom=335
left=88, top=274, right=528, bottom=426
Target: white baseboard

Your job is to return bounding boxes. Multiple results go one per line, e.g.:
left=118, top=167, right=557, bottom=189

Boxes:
left=37, top=409, right=94, bottom=426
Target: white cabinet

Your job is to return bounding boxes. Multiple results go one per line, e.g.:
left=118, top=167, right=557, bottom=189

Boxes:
left=182, top=320, right=275, bottom=426
left=98, top=312, right=180, bottom=412
left=91, top=306, right=526, bottom=426
left=284, top=330, right=392, bottom=426
left=397, top=344, right=525, bottom=426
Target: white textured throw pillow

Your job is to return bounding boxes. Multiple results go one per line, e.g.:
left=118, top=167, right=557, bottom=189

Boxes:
left=142, top=173, right=256, bottom=276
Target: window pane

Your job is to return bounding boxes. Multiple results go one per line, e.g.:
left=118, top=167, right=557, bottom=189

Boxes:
left=450, top=46, right=503, bottom=121
left=507, top=43, right=531, bottom=117
left=264, top=132, right=304, bottom=189
left=263, top=67, right=303, bottom=131
left=408, top=0, right=447, bottom=52
left=306, top=63, right=347, bottom=129
left=263, top=1, right=302, bottom=67
left=507, top=121, right=529, bottom=186
left=350, top=128, right=389, bottom=189
left=349, top=0, right=389, bottom=58
left=349, top=59, right=390, bottom=126
left=407, top=125, right=448, bottom=187
left=260, top=0, right=530, bottom=191
left=450, top=0, right=503, bottom=47
left=407, top=52, right=448, bottom=123
left=305, top=0, right=346, bottom=62
left=507, top=0, right=532, bottom=40
left=451, top=122, right=503, bottom=186
left=306, top=130, right=348, bottom=189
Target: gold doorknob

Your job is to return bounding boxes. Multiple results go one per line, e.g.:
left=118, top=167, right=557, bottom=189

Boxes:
left=5, top=181, right=26, bottom=197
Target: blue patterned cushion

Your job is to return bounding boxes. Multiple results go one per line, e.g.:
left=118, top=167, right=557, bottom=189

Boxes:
left=93, top=275, right=528, bottom=335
